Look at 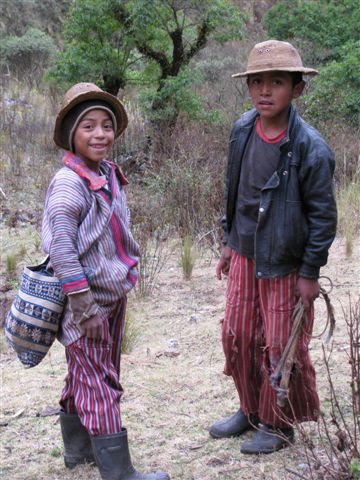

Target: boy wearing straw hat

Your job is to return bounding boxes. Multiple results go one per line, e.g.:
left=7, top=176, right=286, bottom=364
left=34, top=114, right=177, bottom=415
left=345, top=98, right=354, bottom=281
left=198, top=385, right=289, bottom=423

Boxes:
left=42, top=82, right=169, bottom=479
left=209, top=40, right=337, bottom=454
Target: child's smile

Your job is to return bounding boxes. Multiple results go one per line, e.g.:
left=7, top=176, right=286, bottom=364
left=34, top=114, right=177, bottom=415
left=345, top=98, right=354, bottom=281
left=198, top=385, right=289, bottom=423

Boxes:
left=73, top=109, right=115, bottom=172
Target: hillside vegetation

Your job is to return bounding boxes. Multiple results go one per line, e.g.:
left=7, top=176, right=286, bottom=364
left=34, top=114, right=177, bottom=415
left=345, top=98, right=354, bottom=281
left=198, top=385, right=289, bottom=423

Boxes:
left=0, top=1, right=359, bottom=479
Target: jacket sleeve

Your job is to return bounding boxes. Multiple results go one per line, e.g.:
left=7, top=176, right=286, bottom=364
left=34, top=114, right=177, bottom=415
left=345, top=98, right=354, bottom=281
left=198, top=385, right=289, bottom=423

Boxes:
left=45, top=173, right=90, bottom=294
left=298, top=140, right=337, bottom=278
left=221, top=121, right=240, bottom=245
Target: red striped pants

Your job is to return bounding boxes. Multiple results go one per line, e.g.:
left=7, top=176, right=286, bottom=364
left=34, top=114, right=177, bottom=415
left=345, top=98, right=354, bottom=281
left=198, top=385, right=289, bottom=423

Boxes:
left=60, top=298, right=127, bottom=436
left=222, top=253, right=319, bottom=427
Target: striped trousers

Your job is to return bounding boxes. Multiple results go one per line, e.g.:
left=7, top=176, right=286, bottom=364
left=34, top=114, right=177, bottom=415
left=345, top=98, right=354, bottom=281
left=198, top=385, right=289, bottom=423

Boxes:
left=60, top=298, right=127, bottom=436
left=222, top=253, right=319, bottom=427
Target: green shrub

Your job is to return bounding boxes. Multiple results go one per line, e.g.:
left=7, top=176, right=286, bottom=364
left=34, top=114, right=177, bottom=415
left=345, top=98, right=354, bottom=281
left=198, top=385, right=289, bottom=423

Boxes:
left=0, top=28, right=56, bottom=88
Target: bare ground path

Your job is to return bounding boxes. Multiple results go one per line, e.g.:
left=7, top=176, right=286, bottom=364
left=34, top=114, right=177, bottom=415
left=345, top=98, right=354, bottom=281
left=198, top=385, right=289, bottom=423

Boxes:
left=1, top=236, right=359, bottom=479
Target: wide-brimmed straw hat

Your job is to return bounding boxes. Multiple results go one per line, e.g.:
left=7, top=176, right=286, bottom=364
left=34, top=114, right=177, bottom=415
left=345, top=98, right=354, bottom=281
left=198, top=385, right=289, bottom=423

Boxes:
left=54, top=82, right=128, bottom=150
left=232, top=40, right=318, bottom=78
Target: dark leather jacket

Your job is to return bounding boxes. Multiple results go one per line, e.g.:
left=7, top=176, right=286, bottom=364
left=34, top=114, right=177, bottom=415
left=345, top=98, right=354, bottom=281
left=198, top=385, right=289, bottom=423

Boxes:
left=222, top=105, right=337, bottom=279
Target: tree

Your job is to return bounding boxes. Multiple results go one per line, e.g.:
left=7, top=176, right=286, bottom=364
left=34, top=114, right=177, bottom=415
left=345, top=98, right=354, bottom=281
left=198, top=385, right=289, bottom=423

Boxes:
left=116, top=0, right=244, bottom=124
left=48, top=0, right=245, bottom=125
left=264, top=0, right=360, bottom=126
left=46, top=0, right=137, bottom=95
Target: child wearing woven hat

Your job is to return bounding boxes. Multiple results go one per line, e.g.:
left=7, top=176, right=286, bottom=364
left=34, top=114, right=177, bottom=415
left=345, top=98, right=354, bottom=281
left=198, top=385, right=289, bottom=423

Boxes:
left=42, top=82, right=170, bottom=479
left=209, top=40, right=337, bottom=454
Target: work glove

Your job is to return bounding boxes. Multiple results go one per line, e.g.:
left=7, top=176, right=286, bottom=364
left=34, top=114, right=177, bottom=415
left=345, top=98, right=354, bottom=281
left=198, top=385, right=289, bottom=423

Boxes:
left=67, top=290, right=103, bottom=340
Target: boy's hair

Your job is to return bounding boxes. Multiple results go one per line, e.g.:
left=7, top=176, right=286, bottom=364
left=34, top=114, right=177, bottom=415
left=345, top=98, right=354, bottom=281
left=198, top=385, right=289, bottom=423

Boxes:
left=246, top=71, right=304, bottom=87
left=291, top=72, right=303, bottom=86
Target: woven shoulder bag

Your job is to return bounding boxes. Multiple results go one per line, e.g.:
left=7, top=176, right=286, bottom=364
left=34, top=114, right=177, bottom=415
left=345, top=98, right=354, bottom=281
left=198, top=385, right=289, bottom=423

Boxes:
left=5, top=257, right=66, bottom=368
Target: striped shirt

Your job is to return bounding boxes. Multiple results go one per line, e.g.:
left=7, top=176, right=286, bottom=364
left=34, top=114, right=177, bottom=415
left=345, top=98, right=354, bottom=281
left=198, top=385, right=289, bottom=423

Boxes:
left=41, top=153, right=139, bottom=345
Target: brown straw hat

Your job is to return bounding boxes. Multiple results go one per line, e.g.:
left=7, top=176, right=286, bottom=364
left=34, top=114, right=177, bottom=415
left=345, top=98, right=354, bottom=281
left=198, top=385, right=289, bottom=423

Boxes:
left=54, top=82, right=128, bottom=150
left=232, top=40, right=318, bottom=78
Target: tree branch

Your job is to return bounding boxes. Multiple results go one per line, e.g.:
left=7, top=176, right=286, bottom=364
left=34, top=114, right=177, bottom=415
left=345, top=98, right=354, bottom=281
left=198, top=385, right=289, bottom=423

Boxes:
left=136, top=43, right=171, bottom=77
left=183, top=20, right=210, bottom=64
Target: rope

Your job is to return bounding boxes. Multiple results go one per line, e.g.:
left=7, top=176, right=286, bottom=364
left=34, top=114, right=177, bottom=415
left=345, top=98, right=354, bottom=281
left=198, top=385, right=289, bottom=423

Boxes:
left=271, top=282, right=336, bottom=408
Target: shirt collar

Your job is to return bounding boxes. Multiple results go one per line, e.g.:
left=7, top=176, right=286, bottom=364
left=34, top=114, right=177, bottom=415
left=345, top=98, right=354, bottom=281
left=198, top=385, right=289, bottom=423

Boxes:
left=63, top=152, right=128, bottom=191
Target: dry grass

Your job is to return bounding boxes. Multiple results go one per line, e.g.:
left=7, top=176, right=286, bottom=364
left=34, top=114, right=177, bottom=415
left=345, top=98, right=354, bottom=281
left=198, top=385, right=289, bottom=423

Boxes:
left=1, top=232, right=359, bottom=480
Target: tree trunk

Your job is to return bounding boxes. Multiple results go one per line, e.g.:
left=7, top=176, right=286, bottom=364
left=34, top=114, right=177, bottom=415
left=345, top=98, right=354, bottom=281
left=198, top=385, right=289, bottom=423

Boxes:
left=102, top=75, right=126, bottom=96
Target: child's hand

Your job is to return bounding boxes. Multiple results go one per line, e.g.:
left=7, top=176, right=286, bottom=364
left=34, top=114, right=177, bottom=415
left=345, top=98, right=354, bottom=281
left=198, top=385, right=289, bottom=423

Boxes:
left=295, top=277, right=320, bottom=309
left=80, top=313, right=103, bottom=340
left=216, top=246, right=232, bottom=280
left=68, top=290, right=102, bottom=338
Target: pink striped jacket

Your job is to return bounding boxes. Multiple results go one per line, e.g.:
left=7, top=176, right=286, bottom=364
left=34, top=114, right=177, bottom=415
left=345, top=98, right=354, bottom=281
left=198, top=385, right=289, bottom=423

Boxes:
left=41, top=153, right=139, bottom=345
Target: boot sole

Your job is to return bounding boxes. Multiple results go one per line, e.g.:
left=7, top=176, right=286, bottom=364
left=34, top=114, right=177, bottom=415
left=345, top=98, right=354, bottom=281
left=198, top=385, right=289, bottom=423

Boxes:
left=64, top=456, right=96, bottom=469
left=210, top=425, right=254, bottom=439
left=240, top=436, right=294, bottom=455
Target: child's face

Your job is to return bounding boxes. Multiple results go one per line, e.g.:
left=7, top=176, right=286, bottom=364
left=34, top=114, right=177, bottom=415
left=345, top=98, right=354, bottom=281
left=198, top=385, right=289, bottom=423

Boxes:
left=247, top=71, right=304, bottom=124
left=73, top=109, right=115, bottom=171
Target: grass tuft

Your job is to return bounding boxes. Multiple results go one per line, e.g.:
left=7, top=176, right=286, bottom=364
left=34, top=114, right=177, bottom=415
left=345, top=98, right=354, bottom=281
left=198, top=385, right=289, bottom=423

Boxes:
left=337, top=176, right=360, bottom=256
left=121, top=309, right=140, bottom=354
left=180, top=235, right=196, bottom=280
left=6, top=254, right=17, bottom=277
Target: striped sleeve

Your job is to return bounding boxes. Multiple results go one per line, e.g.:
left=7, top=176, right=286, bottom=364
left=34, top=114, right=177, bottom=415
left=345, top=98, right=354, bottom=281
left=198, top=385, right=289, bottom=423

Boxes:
left=45, top=170, right=90, bottom=294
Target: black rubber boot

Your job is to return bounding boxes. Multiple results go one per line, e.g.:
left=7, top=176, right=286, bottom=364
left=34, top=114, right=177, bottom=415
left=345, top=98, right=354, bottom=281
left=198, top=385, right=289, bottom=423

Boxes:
left=209, top=409, right=259, bottom=439
left=60, top=411, right=95, bottom=469
left=240, top=424, right=294, bottom=454
left=91, top=428, right=170, bottom=480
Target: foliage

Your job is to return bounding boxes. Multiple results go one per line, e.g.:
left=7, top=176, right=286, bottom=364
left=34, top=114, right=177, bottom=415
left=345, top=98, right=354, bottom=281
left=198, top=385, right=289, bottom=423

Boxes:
left=118, top=0, right=245, bottom=124
left=304, top=41, right=360, bottom=126
left=265, top=0, right=360, bottom=127
left=265, top=0, right=360, bottom=64
left=140, top=69, right=223, bottom=124
left=47, top=0, right=245, bottom=123
left=0, top=28, right=56, bottom=86
left=46, top=0, right=137, bottom=95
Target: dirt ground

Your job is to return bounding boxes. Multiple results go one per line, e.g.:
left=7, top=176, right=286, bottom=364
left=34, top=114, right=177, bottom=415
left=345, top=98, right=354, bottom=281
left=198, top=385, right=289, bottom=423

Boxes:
left=0, top=233, right=359, bottom=480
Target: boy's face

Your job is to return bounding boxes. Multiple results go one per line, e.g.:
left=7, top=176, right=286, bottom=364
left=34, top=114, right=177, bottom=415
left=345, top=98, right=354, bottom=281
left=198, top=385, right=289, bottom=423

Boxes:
left=247, top=71, right=304, bottom=124
left=73, top=109, right=115, bottom=171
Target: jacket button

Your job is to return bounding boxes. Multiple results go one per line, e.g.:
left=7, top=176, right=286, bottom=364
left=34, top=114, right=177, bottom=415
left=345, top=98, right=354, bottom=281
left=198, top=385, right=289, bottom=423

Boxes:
left=287, top=152, right=292, bottom=157
left=259, top=207, right=264, bottom=213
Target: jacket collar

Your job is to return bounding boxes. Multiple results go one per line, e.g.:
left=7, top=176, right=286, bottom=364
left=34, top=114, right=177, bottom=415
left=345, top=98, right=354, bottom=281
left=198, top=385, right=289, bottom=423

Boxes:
left=240, top=105, right=298, bottom=151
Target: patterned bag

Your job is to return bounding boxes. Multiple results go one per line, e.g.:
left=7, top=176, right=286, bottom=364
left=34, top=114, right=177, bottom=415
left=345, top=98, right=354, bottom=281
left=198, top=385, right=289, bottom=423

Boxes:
left=5, top=258, right=66, bottom=368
